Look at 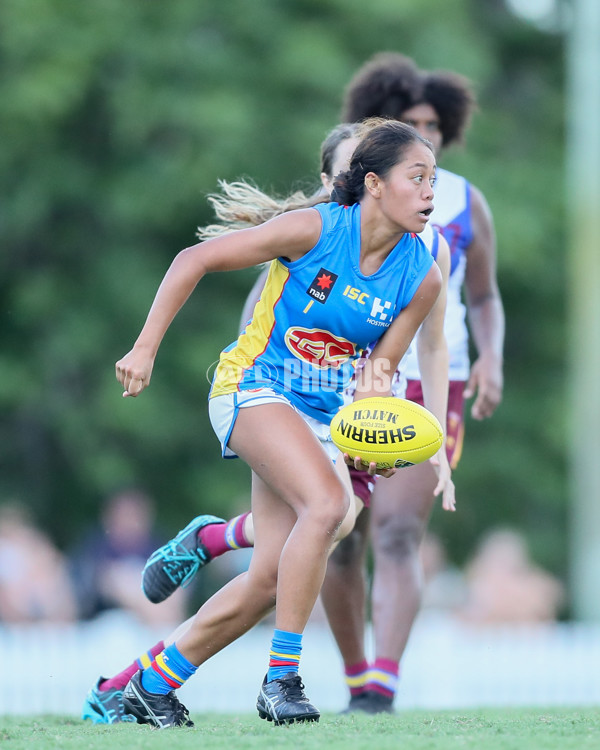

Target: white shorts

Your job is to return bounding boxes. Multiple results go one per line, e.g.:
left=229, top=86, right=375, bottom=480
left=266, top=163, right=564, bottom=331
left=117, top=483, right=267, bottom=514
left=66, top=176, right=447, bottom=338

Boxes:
left=208, top=389, right=339, bottom=462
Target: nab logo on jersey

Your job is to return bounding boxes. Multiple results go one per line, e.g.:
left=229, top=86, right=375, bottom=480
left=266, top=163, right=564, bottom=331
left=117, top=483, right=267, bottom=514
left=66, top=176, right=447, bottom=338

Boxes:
left=306, top=268, right=338, bottom=303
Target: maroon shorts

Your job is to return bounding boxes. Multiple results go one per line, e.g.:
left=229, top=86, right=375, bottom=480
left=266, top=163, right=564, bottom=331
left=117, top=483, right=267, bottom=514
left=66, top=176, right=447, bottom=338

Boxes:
left=348, top=466, right=376, bottom=508
left=405, top=379, right=466, bottom=469
left=348, top=380, right=466, bottom=505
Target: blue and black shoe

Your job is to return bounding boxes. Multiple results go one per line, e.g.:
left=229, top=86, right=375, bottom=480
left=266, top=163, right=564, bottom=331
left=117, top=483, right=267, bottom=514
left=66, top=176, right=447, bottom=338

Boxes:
left=141, top=514, right=225, bottom=603
left=82, top=677, right=136, bottom=724
left=122, top=671, right=194, bottom=729
left=257, top=673, right=320, bottom=725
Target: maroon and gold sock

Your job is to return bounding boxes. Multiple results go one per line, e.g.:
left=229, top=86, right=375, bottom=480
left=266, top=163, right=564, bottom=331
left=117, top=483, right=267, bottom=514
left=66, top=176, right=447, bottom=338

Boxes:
left=198, top=512, right=252, bottom=558
left=366, top=657, right=399, bottom=699
left=344, top=658, right=370, bottom=698
left=99, top=640, right=165, bottom=692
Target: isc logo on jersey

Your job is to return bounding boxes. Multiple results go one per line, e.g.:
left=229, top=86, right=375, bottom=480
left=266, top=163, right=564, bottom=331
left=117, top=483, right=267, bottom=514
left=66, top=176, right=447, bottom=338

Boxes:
left=285, top=328, right=355, bottom=369
left=342, top=286, right=393, bottom=326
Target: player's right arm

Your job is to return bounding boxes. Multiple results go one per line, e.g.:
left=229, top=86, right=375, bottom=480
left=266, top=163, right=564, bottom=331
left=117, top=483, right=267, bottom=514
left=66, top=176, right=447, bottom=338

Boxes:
left=116, top=209, right=322, bottom=398
left=463, top=185, right=505, bottom=420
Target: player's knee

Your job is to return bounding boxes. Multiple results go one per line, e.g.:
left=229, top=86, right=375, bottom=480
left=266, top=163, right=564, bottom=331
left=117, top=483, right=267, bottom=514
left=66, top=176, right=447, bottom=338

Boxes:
left=306, top=485, right=350, bottom=538
left=335, top=496, right=360, bottom=542
left=374, top=514, right=423, bottom=562
left=329, top=525, right=367, bottom=567
left=248, top=569, right=278, bottom=605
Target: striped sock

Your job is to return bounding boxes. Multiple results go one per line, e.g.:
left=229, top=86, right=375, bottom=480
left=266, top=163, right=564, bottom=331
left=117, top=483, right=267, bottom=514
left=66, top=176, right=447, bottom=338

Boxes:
left=344, top=659, right=370, bottom=698
left=141, top=643, right=198, bottom=695
left=198, top=512, right=252, bottom=558
left=366, top=657, right=400, bottom=699
left=99, top=641, right=165, bottom=692
left=267, top=629, right=302, bottom=682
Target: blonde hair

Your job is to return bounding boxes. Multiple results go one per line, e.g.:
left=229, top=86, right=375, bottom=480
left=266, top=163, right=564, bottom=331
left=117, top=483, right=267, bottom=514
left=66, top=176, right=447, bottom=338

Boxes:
left=195, top=120, right=392, bottom=240
left=197, top=180, right=326, bottom=240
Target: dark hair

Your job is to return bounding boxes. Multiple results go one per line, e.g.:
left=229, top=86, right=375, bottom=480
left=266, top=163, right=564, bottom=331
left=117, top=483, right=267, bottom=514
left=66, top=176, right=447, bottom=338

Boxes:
left=342, top=53, right=419, bottom=123
left=421, top=69, right=476, bottom=147
left=319, top=122, right=361, bottom=178
left=341, top=52, right=476, bottom=149
left=331, top=119, right=433, bottom=205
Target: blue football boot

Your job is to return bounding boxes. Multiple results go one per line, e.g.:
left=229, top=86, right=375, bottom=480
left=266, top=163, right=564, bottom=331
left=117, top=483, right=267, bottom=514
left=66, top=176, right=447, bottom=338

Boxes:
left=82, top=677, right=136, bottom=724
left=142, top=514, right=225, bottom=603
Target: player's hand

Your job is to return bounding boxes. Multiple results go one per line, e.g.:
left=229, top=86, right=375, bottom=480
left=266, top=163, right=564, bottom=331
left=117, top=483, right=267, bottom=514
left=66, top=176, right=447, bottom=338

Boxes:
left=429, top=449, right=455, bottom=511
left=115, top=347, right=155, bottom=398
left=343, top=453, right=396, bottom=478
left=463, top=355, right=503, bottom=420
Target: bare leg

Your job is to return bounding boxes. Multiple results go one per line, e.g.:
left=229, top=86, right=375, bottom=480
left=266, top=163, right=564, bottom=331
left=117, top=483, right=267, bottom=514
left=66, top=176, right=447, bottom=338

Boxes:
left=370, top=461, right=437, bottom=662
left=320, top=508, right=370, bottom=667
left=177, top=403, right=350, bottom=664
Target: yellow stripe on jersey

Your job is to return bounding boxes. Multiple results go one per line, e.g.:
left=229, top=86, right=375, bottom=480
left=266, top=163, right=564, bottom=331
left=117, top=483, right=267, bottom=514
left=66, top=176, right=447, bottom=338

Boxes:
left=210, top=261, right=290, bottom=398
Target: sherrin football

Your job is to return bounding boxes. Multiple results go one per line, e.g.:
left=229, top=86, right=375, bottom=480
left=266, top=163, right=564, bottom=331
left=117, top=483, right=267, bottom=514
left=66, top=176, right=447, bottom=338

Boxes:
left=330, top=396, right=443, bottom=469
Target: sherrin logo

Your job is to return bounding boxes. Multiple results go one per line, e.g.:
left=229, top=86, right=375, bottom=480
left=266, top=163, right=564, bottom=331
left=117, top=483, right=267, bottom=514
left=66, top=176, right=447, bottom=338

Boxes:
left=336, top=416, right=417, bottom=445
left=284, top=327, right=355, bottom=369
left=330, top=396, right=444, bottom=471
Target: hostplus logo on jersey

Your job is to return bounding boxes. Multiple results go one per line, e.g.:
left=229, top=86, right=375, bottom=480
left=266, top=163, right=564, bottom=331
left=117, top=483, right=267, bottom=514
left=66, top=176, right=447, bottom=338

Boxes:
left=367, top=297, right=393, bottom=327
left=306, top=268, right=338, bottom=303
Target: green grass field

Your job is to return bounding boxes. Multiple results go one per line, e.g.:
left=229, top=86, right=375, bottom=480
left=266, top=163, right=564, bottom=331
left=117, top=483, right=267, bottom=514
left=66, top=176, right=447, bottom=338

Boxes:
left=1, top=709, right=599, bottom=750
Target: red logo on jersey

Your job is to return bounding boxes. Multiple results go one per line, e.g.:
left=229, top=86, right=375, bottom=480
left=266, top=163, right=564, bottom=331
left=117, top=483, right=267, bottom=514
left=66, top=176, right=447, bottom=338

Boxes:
left=285, top=327, right=355, bottom=369
left=306, top=267, right=338, bottom=304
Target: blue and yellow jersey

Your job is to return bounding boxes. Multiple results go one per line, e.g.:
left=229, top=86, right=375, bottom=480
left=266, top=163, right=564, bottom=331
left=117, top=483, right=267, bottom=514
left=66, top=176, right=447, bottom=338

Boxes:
left=209, top=202, right=433, bottom=425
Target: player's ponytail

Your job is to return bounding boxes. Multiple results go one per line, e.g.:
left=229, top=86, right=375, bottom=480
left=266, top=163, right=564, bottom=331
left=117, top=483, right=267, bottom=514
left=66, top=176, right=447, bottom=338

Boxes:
left=197, top=180, right=326, bottom=239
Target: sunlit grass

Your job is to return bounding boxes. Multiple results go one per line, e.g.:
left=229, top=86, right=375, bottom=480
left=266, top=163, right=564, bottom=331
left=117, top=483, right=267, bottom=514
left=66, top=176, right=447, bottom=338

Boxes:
left=1, top=708, right=599, bottom=750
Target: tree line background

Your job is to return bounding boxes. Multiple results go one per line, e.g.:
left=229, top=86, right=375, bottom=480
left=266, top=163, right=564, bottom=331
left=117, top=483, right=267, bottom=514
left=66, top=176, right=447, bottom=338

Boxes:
left=0, top=1, right=567, bottom=605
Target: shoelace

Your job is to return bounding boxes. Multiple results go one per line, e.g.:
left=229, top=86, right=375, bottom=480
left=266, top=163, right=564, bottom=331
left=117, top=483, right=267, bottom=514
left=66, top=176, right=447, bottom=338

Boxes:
left=166, top=693, right=191, bottom=725
left=278, top=676, right=307, bottom=703
left=152, top=542, right=208, bottom=587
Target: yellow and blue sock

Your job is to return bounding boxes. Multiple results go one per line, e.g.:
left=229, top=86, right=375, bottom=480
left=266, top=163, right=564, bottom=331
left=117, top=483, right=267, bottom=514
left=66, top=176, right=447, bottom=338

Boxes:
left=267, top=629, right=302, bottom=682
left=141, top=643, right=197, bottom=695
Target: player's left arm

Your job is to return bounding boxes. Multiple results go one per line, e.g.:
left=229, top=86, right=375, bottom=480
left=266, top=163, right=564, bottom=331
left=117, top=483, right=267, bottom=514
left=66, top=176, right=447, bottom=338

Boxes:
left=417, top=235, right=450, bottom=441
left=348, top=262, right=442, bottom=479
left=416, top=236, right=455, bottom=510
left=355, top=262, right=442, bottom=400
left=464, top=185, right=505, bottom=420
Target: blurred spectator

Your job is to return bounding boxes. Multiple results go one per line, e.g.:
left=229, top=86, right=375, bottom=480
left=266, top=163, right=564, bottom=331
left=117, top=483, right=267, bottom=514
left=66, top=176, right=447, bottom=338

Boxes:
left=70, top=488, right=188, bottom=626
left=458, top=527, right=565, bottom=625
left=0, top=501, right=77, bottom=623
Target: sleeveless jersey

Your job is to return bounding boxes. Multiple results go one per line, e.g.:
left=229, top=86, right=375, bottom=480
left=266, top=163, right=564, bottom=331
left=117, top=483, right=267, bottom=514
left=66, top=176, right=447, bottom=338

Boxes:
left=403, top=166, right=471, bottom=381
left=209, top=201, right=434, bottom=425
left=346, top=222, right=439, bottom=401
